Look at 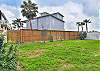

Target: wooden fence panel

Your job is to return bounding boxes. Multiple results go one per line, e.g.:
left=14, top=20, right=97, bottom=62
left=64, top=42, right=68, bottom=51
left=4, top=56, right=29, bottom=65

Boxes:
left=32, top=30, right=41, bottom=41
left=65, top=32, right=69, bottom=40
left=7, top=29, right=80, bottom=43
left=7, top=30, right=20, bottom=43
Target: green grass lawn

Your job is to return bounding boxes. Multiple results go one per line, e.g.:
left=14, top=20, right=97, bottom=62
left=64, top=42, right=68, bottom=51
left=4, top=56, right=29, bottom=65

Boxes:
left=18, top=40, right=100, bottom=71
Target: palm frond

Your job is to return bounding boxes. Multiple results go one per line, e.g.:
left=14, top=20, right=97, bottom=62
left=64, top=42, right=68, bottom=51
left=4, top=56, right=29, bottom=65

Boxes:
left=21, top=0, right=38, bottom=19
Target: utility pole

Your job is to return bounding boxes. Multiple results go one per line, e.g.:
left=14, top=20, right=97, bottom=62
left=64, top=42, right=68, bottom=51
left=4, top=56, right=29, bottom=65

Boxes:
left=0, top=10, right=2, bottom=20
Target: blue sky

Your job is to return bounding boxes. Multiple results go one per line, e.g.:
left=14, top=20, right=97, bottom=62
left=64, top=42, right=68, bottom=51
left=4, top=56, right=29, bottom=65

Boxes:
left=0, top=0, right=100, bottom=31
left=38, top=0, right=68, bottom=6
left=0, top=0, right=21, bottom=7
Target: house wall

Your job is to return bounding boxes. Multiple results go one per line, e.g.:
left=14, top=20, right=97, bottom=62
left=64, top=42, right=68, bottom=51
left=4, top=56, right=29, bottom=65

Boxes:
left=26, top=16, right=64, bottom=31
left=38, top=16, right=50, bottom=30
left=52, top=13, right=63, bottom=20
left=49, top=16, right=64, bottom=31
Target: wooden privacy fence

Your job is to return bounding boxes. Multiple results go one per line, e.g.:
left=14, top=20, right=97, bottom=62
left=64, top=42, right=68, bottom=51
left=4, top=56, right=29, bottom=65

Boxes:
left=7, top=29, right=80, bottom=43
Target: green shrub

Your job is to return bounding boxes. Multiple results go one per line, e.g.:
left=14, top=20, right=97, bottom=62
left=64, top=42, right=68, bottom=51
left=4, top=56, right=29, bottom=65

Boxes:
left=0, top=35, right=17, bottom=71
left=79, top=32, right=87, bottom=40
left=0, top=34, right=4, bottom=48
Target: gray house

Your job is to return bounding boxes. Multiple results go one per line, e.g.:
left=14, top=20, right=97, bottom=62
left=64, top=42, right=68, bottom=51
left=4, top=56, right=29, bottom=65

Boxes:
left=25, top=12, right=65, bottom=31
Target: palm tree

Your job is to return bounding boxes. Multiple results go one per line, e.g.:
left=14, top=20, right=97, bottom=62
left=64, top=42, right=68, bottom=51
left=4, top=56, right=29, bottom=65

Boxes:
left=80, top=22, right=85, bottom=32
left=76, top=22, right=81, bottom=32
left=12, top=19, right=22, bottom=43
left=76, top=22, right=85, bottom=40
left=12, top=19, right=21, bottom=30
left=76, top=22, right=85, bottom=32
left=21, top=0, right=38, bottom=30
left=83, top=19, right=91, bottom=32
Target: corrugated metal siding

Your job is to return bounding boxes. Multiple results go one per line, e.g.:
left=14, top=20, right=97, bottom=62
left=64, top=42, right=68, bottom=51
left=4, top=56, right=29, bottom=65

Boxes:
left=86, top=32, right=100, bottom=40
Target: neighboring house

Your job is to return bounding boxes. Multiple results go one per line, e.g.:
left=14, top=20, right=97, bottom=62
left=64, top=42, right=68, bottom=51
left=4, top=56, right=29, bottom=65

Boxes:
left=0, top=10, right=11, bottom=31
left=86, top=32, right=100, bottom=40
left=25, top=12, right=65, bottom=31
left=0, top=10, right=11, bottom=43
left=0, top=20, right=10, bottom=31
left=0, top=20, right=10, bottom=43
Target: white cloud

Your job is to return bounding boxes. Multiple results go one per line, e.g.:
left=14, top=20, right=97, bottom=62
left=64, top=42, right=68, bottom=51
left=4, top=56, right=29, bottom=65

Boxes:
left=82, top=0, right=100, bottom=17
left=0, top=4, right=20, bottom=23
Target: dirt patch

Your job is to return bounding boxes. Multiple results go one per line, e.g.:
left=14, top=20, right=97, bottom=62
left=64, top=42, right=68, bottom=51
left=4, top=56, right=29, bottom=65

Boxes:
left=62, top=63, right=74, bottom=68
left=27, top=49, right=45, bottom=58
left=95, top=50, right=100, bottom=56
left=17, top=61, right=26, bottom=71
left=96, top=50, right=100, bottom=54
left=60, top=60, right=74, bottom=68
left=51, top=43, right=64, bottom=47
left=57, top=59, right=74, bottom=71
left=20, top=49, right=45, bottom=58
left=57, top=63, right=74, bottom=71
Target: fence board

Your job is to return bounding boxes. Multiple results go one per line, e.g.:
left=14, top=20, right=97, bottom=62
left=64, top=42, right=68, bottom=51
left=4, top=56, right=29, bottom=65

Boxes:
left=7, top=29, right=80, bottom=43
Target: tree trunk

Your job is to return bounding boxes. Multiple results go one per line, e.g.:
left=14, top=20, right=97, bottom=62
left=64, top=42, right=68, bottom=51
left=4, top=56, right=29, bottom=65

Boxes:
left=29, top=19, right=33, bottom=42
left=29, top=19, right=32, bottom=30
left=37, top=18, right=38, bottom=29
left=81, top=26, right=83, bottom=32
left=20, top=21, right=22, bottom=43
left=86, top=23, right=88, bottom=33
left=17, top=28, right=19, bottom=43
left=78, top=26, right=79, bottom=32
left=0, top=11, right=1, bottom=20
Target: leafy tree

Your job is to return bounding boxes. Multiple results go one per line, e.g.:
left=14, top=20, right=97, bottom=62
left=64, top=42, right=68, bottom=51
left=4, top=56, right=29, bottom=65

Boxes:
left=21, top=0, right=38, bottom=30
